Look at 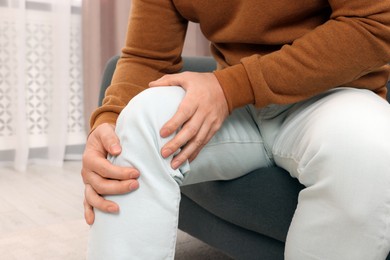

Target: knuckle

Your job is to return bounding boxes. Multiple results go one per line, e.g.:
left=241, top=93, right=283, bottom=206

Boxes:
left=211, top=124, right=220, bottom=134
left=82, top=152, right=87, bottom=162
left=194, top=138, right=204, bottom=148
left=189, top=150, right=200, bottom=162
left=97, top=164, right=108, bottom=178
left=81, top=168, right=88, bottom=182
left=169, top=137, right=185, bottom=150
left=179, top=109, right=191, bottom=120
left=82, top=151, right=90, bottom=164
left=179, top=104, right=194, bottom=119
left=82, top=151, right=98, bottom=170
left=98, top=128, right=117, bottom=143
left=101, top=136, right=119, bottom=148
left=101, top=132, right=117, bottom=145
left=90, top=198, right=103, bottom=209
left=99, top=170, right=108, bottom=179
left=180, top=147, right=192, bottom=159
left=92, top=180, right=104, bottom=194
left=185, top=124, right=198, bottom=137
left=84, top=186, right=94, bottom=204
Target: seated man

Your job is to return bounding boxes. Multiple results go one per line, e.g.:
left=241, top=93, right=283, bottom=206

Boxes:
left=81, top=1, right=390, bottom=259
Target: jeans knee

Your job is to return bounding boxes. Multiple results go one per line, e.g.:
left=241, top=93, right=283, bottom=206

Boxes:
left=116, top=86, right=185, bottom=133
left=110, top=87, right=188, bottom=184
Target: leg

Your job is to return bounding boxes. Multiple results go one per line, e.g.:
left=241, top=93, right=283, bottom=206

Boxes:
left=272, top=88, right=390, bottom=259
left=87, top=87, right=269, bottom=259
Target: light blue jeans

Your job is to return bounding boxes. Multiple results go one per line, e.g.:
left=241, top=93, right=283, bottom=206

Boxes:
left=88, top=87, right=390, bottom=260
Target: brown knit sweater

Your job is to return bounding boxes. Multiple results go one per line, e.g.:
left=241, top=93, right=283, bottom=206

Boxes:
left=90, top=0, right=390, bottom=131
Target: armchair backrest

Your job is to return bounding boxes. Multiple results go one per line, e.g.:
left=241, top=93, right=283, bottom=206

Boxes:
left=387, top=80, right=390, bottom=103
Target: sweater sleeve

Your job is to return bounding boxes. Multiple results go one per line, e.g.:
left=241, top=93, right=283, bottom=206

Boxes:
left=214, top=0, right=390, bottom=112
left=90, top=0, right=188, bottom=131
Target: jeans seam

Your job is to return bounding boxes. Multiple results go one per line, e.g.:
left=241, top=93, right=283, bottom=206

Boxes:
left=377, top=179, right=390, bottom=259
left=206, top=139, right=264, bottom=147
left=165, top=185, right=181, bottom=260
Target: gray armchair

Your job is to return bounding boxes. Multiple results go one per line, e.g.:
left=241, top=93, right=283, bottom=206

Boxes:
left=99, top=56, right=390, bottom=260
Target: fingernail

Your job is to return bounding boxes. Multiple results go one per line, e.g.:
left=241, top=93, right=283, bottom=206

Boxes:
left=172, top=160, right=181, bottom=169
left=161, top=148, right=172, bottom=158
left=129, top=181, right=139, bottom=190
left=110, top=143, right=121, bottom=153
left=107, top=206, right=118, bottom=213
left=160, top=128, right=170, bottom=137
left=129, top=170, right=140, bottom=179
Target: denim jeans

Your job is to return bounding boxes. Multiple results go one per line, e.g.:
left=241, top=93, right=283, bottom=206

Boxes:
left=88, top=87, right=390, bottom=260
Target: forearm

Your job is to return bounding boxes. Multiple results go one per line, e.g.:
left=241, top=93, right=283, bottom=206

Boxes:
left=90, top=0, right=188, bottom=131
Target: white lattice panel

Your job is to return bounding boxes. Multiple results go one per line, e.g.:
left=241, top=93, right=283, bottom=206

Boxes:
left=67, top=15, right=85, bottom=144
left=0, top=7, right=85, bottom=150
left=0, top=13, right=18, bottom=149
left=0, top=22, right=14, bottom=137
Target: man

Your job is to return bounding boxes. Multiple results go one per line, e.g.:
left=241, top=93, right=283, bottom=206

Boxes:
left=82, top=1, right=390, bottom=259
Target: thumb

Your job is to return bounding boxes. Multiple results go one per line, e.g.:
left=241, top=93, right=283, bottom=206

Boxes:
left=98, top=123, right=122, bottom=156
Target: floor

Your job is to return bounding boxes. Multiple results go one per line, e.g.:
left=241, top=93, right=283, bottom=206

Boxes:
left=0, top=161, right=232, bottom=259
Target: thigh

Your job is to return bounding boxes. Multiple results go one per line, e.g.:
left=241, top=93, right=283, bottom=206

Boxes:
left=272, top=87, right=390, bottom=183
left=183, top=105, right=271, bottom=185
left=272, top=88, right=390, bottom=259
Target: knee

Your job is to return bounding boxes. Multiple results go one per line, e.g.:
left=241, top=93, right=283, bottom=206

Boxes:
left=116, top=86, right=185, bottom=132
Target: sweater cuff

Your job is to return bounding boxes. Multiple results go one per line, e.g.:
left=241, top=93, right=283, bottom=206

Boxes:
left=213, top=63, right=255, bottom=112
left=89, top=111, right=119, bottom=134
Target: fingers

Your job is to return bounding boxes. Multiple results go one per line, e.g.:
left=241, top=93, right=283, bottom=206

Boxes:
left=84, top=184, right=120, bottom=225
left=187, top=128, right=216, bottom=162
left=151, top=72, right=228, bottom=169
left=170, top=121, right=210, bottom=169
left=161, top=104, right=202, bottom=158
left=160, top=95, right=197, bottom=138
left=83, top=198, right=95, bottom=225
left=82, top=169, right=139, bottom=224
left=82, top=152, right=139, bottom=181
left=86, top=169, right=140, bottom=195
left=169, top=116, right=219, bottom=169
left=161, top=114, right=204, bottom=168
left=82, top=123, right=141, bottom=224
left=82, top=123, right=140, bottom=183
left=149, top=73, right=181, bottom=88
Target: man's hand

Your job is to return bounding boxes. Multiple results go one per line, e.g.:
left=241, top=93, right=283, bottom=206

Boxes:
left=149, top=72, right=229, bottom=169
left=81, top=123, right=140, bottom=225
